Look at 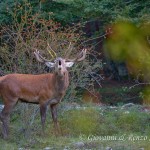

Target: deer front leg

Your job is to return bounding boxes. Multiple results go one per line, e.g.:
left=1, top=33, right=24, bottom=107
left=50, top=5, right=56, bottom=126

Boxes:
left=50, top=104, right=61, bottom=135
left=40, top=103, right=47, bottom=134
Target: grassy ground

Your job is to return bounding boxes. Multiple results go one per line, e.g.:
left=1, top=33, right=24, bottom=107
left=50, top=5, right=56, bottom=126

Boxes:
left=0, top=103, right=150, bottom=150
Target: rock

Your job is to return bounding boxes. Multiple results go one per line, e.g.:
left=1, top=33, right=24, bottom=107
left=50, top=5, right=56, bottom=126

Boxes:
left=110, top=106, right=117, bottom=109
left=121, top=103, right=134, bottom=109
left=62, top=102, right=80, bottom=111
left=106, top=147, right=112, bottom=150
left=73, top=141, right=85, bottom=148
left=0, top=104, right=4, bottom=112
left=124, top=111, right=130, bottom=114
left=139, top=148, right=144, bottom=150
left=63, top=146, right=69, bottom=150
left=44, top=147, right=52, bottom=150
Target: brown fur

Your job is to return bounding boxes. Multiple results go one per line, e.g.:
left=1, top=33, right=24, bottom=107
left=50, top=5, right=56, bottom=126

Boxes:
left=0, top=72, right=69, bottom=139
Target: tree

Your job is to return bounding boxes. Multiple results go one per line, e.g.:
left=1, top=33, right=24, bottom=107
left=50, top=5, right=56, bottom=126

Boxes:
left=0, top=0, right=149, bottom=26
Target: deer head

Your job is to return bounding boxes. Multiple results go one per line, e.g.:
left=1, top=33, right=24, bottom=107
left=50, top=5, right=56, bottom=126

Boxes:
left=34, top=45, right=87, bottom=77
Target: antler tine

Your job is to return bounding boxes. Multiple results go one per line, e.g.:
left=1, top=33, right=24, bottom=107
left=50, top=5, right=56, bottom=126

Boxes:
left=67, top=42, right=72, bottom=51
left=76, top=48, right=87, bottom=61
left=34, top=50, right=52, bottom=62
left=47, top=43, right=57, bottom=58
left=34, top=50, right=44, bottom=63
left=66, top=48, right=87, bottom=62
left=65, top=41, right=73, bottom=60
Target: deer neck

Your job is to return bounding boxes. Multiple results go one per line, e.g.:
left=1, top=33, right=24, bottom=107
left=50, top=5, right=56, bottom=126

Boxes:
left=54, top=71, right=69, bottom=95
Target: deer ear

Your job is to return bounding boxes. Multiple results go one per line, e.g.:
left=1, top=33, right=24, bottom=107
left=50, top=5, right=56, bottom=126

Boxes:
left=45, top=62, right=55, bottom=68
left=65, top=62, right=74, bottom=68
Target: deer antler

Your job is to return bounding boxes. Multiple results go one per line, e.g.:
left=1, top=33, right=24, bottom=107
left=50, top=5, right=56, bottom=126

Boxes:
left=34, top=50, right=53, bottom=63
left=47, top=43, right=57, bottom=58
left=67, top=42, right=72, bottom=51
left=66, top=48, right=87, bottom=62
left=64, top=42, right=73, bottom=59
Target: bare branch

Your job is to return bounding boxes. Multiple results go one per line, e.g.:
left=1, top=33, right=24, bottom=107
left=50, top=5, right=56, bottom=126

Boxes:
left=129, top=82, right=150, bottom=89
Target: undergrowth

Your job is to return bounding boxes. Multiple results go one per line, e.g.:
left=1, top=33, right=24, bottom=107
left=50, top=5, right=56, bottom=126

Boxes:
left=0, top=103, right=150, bottom=149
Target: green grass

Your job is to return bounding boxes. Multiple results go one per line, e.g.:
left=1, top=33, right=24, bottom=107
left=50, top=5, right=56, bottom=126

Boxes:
left=0, top=103, right=150, bottom=149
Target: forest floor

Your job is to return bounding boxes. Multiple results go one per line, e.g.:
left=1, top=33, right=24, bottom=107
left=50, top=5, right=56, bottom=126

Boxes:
left=0, top=103, right=150, bottom=150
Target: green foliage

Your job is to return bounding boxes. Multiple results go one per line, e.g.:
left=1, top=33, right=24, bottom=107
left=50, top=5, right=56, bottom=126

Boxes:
left=0, top=0, right=149, bottom=25
left=106, top=22, right=150, bottom=81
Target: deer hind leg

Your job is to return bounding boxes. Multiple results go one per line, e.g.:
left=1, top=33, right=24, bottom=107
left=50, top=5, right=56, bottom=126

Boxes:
left=40, top=103, right=47, bottom=134
left=0, top=99, right=17, bottom=139
left=50, top=104, right=61, bottom=135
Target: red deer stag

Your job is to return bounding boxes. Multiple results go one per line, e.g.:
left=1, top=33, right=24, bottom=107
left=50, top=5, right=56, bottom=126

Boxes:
left=0, top=48, right=86, bottom=139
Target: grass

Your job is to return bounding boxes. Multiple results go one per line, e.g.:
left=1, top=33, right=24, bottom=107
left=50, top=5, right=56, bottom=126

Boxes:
left=0, top=103, right=150, bottom=150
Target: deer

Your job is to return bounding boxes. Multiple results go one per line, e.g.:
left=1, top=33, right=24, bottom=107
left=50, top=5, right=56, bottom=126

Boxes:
left=0, top=47, right=86, bottom=139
